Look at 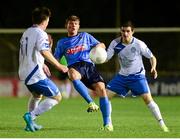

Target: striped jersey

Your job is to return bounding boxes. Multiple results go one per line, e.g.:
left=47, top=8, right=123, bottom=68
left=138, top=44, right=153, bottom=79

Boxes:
left=18, top=26, right=50, bottom=85
left=107, top=37, right=153, bottom=76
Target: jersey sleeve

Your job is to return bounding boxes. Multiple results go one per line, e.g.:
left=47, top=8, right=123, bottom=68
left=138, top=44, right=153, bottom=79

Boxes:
left=140, top=41, right=153, bottom=59
left=86, top=32, right=100, bottom=47
left=36, top=31, right=50, bottom=51
left=106, top=40, right=115, bottom=61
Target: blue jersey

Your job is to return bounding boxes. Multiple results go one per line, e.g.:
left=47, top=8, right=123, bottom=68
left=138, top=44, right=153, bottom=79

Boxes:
left=54, top=32, right=100, bottom=66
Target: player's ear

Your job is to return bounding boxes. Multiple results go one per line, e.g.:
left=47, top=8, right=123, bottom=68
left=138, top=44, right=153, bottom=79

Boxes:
left=131, top=28, right=135, bottom=34
left=78, top=24, right=80, bottom=30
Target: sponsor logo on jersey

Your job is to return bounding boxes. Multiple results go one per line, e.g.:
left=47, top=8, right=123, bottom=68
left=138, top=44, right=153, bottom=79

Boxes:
left=66, top=45, right=85, bottom=54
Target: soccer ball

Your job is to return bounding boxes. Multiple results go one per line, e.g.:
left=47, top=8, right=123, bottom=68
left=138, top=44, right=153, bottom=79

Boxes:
left=89, top=47, right=107, bottom=64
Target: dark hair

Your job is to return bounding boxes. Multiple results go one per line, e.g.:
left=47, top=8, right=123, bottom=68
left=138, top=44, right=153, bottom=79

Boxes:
left=121, top=21, right=134, bottom=30
left=32, top=7, right=51, bottom=24
left=65, top=15, right=80, bottom=27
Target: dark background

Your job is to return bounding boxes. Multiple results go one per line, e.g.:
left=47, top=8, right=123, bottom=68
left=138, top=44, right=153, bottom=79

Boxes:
left=0, top=0, right=180, bottom=76
left=0, top=0, right=180, bottom=28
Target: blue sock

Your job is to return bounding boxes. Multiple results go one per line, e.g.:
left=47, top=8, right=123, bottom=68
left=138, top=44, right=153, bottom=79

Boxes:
left=72, top=79, right=93, bottom=103
left=100, top=97, right=111, bottom=126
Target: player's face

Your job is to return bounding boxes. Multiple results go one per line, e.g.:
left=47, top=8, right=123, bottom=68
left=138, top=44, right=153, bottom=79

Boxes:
left=67, top=20, right=80, bottom=36
left=121, top=27, right=134, bottom=44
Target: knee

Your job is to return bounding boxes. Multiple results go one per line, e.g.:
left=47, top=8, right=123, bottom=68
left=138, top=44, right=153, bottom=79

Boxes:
left=142, top=93, right=153, bottom=104
left=68, top=69, right=81, bottom=81
left=53, top=93, right=62, bottom=103
left=32, top=93, right=43, bottom=99
left=94, top=83, right=107, bottom=97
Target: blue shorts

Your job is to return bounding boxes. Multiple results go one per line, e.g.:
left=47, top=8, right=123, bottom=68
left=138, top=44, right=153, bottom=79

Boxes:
left=26, top=78, right=60, bottom=97
left=107, top=74, right=150, bottom=96
left=68, top=61, right=104, bottom=89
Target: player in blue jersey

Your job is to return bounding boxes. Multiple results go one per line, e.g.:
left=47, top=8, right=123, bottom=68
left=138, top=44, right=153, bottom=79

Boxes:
left=54, top=15, right=113, bottom=131
left=106, top=21, right=169, bottom=132
left=18, top=7, right=68, bottom=132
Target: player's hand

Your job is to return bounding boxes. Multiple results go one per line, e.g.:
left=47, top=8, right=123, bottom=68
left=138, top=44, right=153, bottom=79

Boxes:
left=43, top=64, right=51, bottom=77
left=59, top=65, right=68, bottom=73
left=96, top=43, right=106, bottom=49
left=151, top=68, right=158, bottom=79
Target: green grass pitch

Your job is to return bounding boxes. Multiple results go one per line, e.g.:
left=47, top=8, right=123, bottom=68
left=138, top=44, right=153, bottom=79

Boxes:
left=0, top=96, right=179, bottom=138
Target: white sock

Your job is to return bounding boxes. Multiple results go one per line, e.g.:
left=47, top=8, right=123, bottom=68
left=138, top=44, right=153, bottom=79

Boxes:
left=147, top=101, right=165, bottom=126
left=31, top=98, right=58, bottom=120
left=109, top=101, right=112, bottom=125
left=28, top=96, right=41, bottom=112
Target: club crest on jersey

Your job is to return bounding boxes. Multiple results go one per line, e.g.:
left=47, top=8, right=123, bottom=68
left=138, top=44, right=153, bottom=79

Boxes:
left=44, top=43, right=50, bottom=48
left=66, top=45, right=85, bottom=54
left=131, top=47, right=136, bottom=53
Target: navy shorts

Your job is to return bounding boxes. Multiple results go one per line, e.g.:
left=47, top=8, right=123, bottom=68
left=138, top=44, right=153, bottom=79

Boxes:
left=68, top=61, right=104, bottom=89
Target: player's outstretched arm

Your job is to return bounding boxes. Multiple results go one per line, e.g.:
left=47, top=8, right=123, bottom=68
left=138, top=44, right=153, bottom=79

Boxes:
left=41, top=50, right=68, bottom=73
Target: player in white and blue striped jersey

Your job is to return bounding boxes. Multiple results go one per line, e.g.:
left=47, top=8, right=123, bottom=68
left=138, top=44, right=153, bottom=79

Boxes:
left=18, top=7, right=68, bottom=132
left=106, top=21, right=169, bottom=132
